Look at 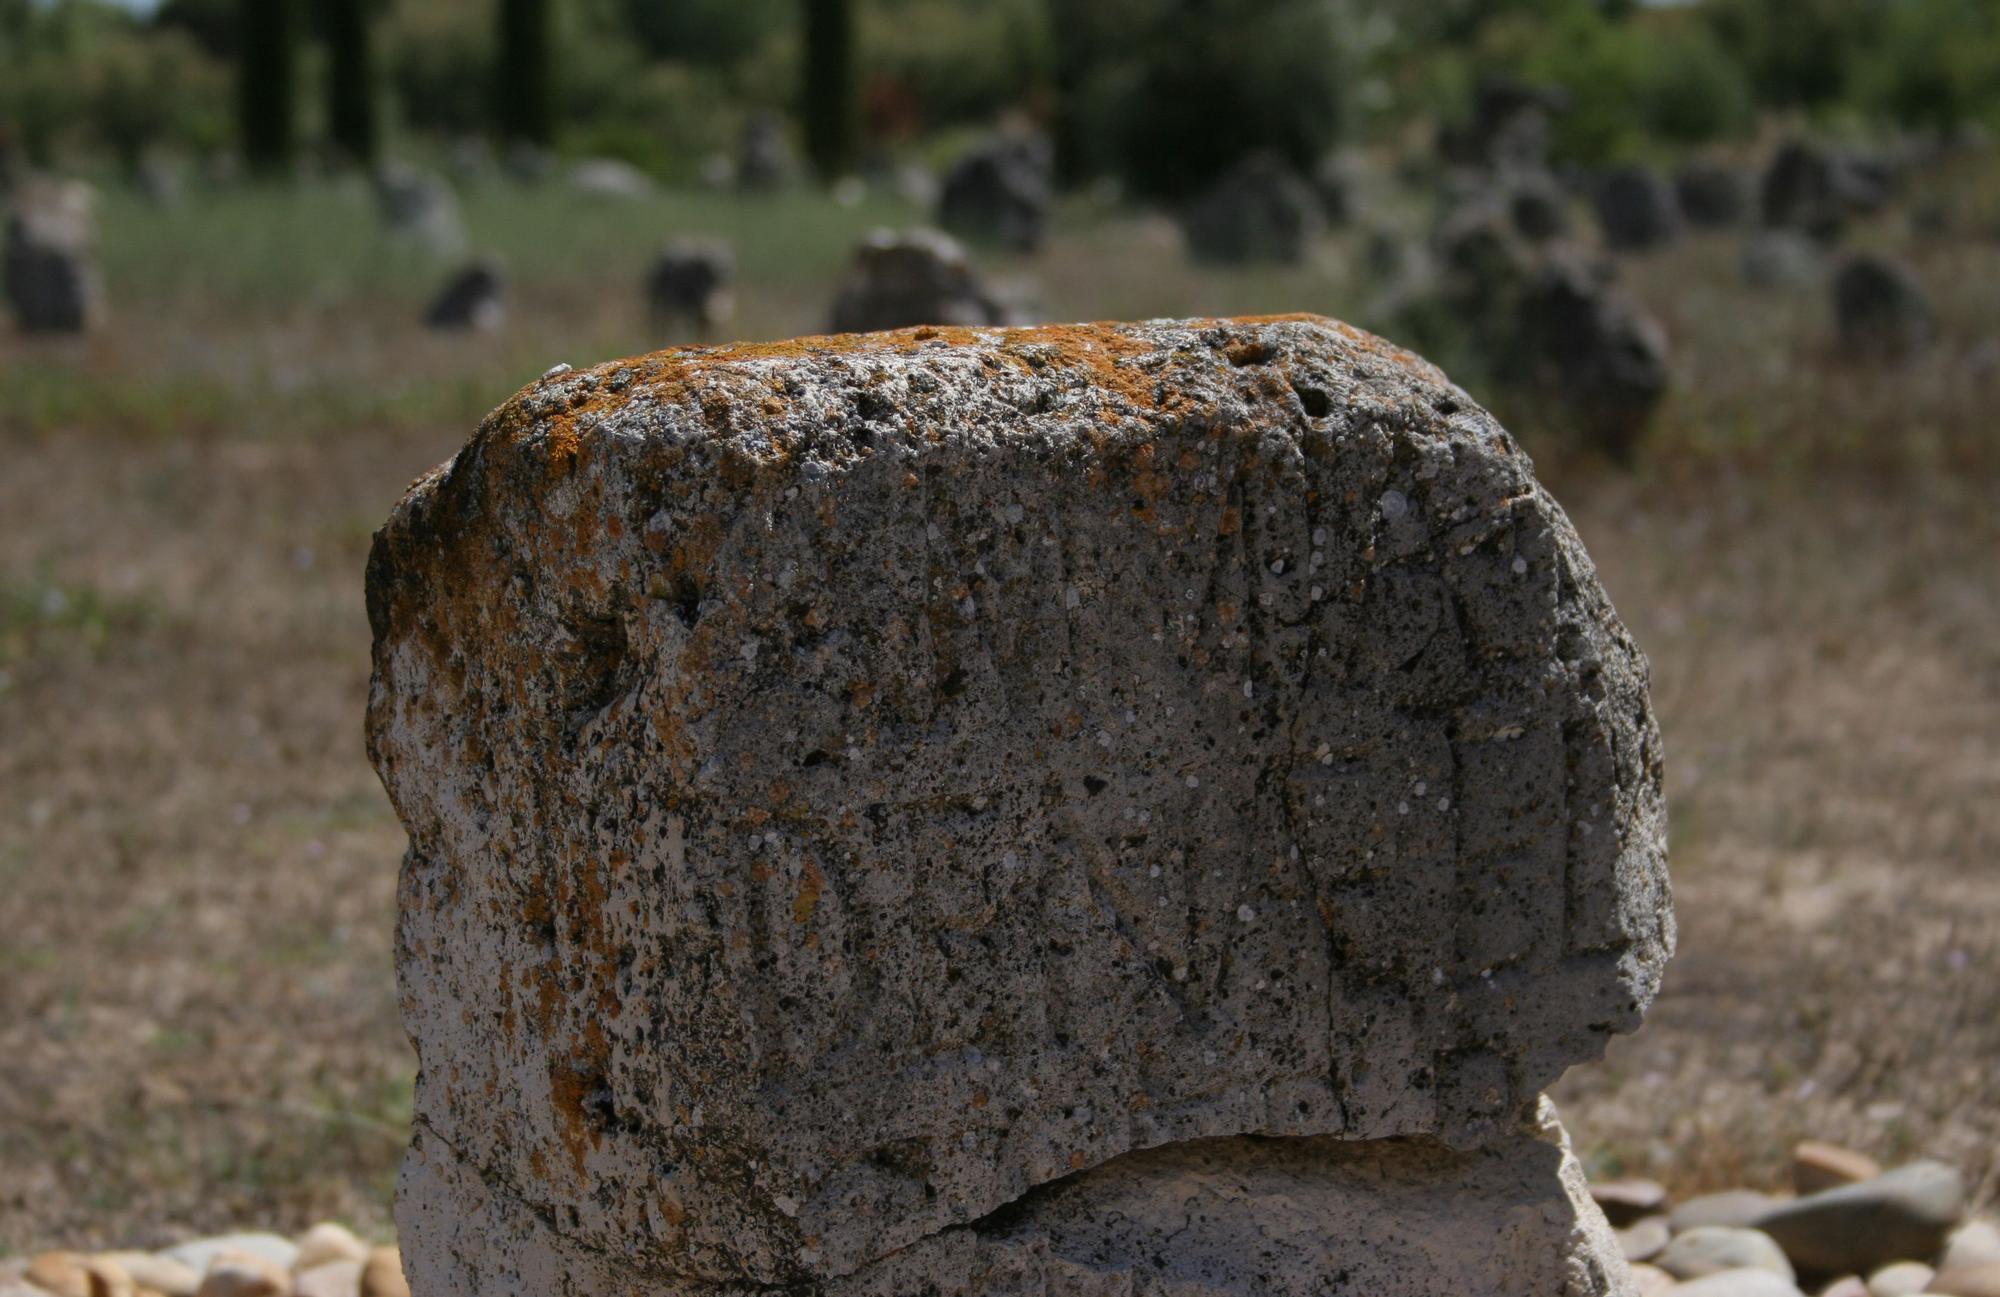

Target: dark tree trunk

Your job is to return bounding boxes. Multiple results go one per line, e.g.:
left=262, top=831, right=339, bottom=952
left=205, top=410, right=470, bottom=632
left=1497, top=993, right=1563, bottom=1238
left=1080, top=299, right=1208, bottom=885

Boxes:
left=496, top=0, right=555, bottom=147
left=800, top=0, right=856, bottom=180
left=239, top=0, right=297, bottom=175
left=324, top=0, right=378, bottom=165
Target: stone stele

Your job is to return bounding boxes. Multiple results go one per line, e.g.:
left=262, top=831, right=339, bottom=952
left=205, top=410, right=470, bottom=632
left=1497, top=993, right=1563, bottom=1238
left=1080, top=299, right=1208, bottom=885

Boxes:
left=367, top=314, right=1672, bottom=1296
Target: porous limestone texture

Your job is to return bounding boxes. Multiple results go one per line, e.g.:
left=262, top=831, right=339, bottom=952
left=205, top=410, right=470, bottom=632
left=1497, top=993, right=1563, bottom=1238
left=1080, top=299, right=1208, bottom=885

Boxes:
left=397, top=1098, right=1632, bottom=1296
left=367, top=314, right=1671, bottom=1293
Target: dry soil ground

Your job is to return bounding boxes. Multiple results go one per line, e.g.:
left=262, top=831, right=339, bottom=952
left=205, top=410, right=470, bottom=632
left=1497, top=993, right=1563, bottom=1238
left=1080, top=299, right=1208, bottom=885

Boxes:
left=1, top=169, right=1995, bottom=1253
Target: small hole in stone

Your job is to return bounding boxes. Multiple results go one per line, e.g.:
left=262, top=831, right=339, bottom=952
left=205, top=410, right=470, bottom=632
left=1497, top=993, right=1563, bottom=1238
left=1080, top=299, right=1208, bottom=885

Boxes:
left=800, top=749, right=829, bottom=768
left=1292, top=384, right=1332, bottom=418
left=1082, top=776, right=1108, bottom=796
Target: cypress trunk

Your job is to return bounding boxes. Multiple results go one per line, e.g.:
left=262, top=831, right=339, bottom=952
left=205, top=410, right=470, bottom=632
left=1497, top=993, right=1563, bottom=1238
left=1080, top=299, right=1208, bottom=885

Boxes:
left=324, top=0, right=378, bottom=165
left=496, top=0, right=556, bottom=147
left=800, top=0, right=856, bottom=179
left=239, top=0, right=297, bottom=175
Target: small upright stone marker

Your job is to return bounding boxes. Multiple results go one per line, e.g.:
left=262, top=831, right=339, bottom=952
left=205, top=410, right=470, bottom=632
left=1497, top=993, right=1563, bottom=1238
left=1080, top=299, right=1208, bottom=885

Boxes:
left=369, top=315, right=1673, bottom=1295
left=4, top=178, right=101, bottom=333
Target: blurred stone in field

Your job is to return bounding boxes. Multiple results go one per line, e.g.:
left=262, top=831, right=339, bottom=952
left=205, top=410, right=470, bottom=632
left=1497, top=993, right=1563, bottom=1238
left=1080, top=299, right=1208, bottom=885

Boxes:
left=501, top=142, right=555, bottom=185
left=569, top=158, right=654, bottom=202
left=1440, top=75, right=1569, bottom=173
left=1833, top=254, right=1934, bottom=357
left=444, top=136, right=492, bottom=183
left=1677, top=160, right=1753, bottom=228
left=1181, top=151, right=1325, bottom=263
left=1944, top=1220, right=2000, bottom=1272
left=368, top=314, right=1669, bottom=1296
left=1312, top=149, right=1366, bottom=227
left=1761, top=139, right=1895, bottom=244
left=1509, top=251, right=1670, bottom=462
left=646, top=238, right=735, bottom=335
left=1754, top=1161, right=1966, bottom=1278
left=136, top=153, right=186, bottom=207
left=828, top=227, right=1012, bottom=331
left=3, top=177, right=101, bottom=334
left=938, top=134, right=1051, bottom=252
left=1508, top=168, right=1573, bottom=242
left=1741, top=230, right=1825, bottom=289
left=373, top=164, right=465, bottom=258
left=423, top=259, right=506, bottom=332
left=1794, top=1141, right=1883, bottom=1195
left=1594, top=164, right=1682, bottom=251
left=737, top=109, right=797, bottom=191
left=3, top=178, right=102, bottom=333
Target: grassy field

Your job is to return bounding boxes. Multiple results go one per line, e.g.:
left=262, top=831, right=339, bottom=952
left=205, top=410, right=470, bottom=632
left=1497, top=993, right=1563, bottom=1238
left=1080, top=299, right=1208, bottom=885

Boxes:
left=1, top=162, right=1996, bottom=1252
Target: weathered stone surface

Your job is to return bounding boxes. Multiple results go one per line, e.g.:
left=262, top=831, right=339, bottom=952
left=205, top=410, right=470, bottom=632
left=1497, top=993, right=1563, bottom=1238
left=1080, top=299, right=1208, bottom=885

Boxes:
left=368, top=315, right=1670, bottom=1291
left=1181, top=153, right=1325, bottom=264
left=938, top=136, right=1052, bottom=253
left=646, top=240, right=736, bottom=335
left=4, top=178, right=101, bottom=333
left=827, top=228, right=1012, bottom=333
left=398, top=1099, right=1634, bottom=1296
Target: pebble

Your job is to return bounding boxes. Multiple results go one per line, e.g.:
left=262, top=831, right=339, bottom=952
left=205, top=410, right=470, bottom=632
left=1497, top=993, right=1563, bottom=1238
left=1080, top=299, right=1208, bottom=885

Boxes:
left=1943, top=1222, right=2000, bottom=1272
left=293, top=1261, right=364, bottom=1297
left=1821, top=1279, right=1870, bottom=1297
left=1676, top=1190, right=1787, bottom=1234
left=1796, top=1141, right=1884, bottom=1196
left=1669, top=1269, right=1808, bottom=1297
left=1926, top=1260, right=2000, bottom=1297
left=194, top=1251, right=290, bottom=1297
left=1660, top=1226, right=1798, bottom=1281
left=1630, top=1262, right=1678, bottom=1295
left=160, top=1236, right=298, bottom=1277
left=292, top=1223, right=370, bottom=1271
left=1755, top=1162, right=1966, bottom=1278
left=23, top=1253, right=132, bottom=1297
left=0, top=1284, right=47, bottom=1297
left=359, top=1247, right=409, bottom=1297
left=1594, top=1177, right=1672, bottom=1226
left=95, top=1252, right=198, bottom=1296
left=1867, top=1261, right=1937, bottom=1296
left=1619, top=1215, right=1672, bottom=1262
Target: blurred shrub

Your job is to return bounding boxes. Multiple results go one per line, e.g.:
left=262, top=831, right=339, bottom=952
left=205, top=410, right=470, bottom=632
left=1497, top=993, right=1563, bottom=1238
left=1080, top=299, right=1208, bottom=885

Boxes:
left=1854, top=0, right=2000, bottom=133
left=859, top=0, right=1047, bottom=139
left=1053, top=0, right=1347, bottom=199
left=1702, top=0, right=1882, bottom=114
left=1479, top=3, right=1753, bottom=163
left=0, top=5, right=229, bottom=169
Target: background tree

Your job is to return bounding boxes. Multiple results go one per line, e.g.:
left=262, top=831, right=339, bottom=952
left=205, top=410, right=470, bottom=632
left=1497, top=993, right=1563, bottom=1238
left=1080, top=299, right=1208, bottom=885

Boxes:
left=800, top=0, right=856, bottom=179
left=237, top=0, right=297, bottom=174
left=322, top=0, right=378, bottom=165
left=496, top=0, right=555, bottom=147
